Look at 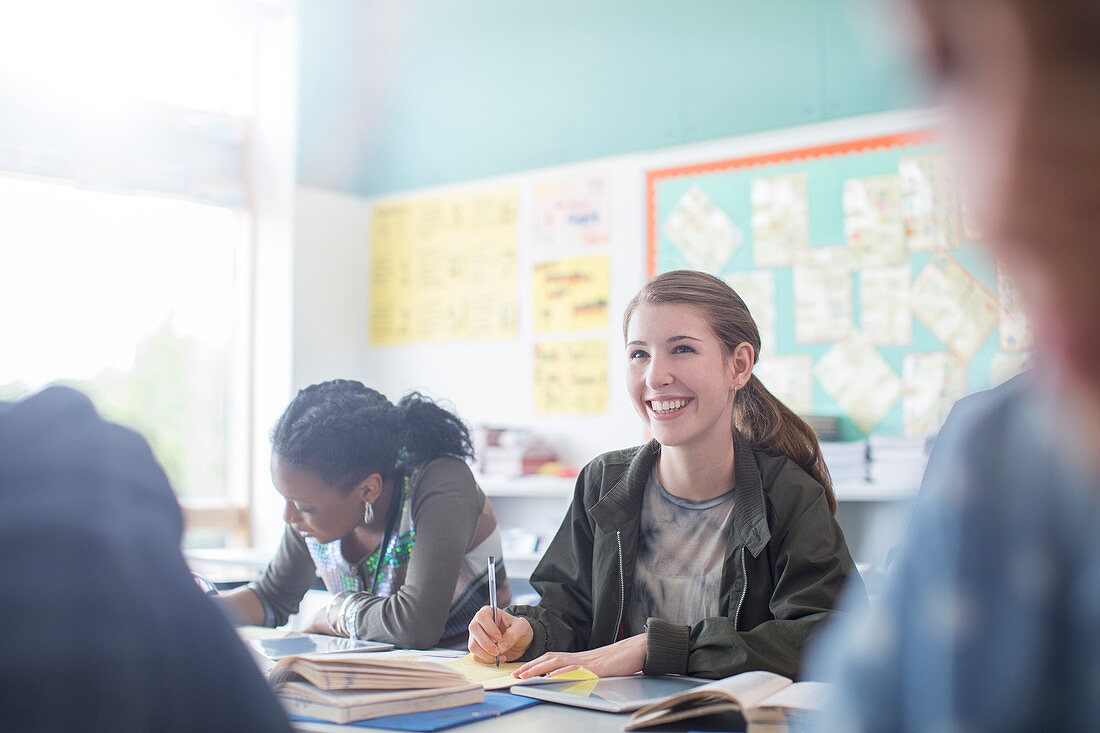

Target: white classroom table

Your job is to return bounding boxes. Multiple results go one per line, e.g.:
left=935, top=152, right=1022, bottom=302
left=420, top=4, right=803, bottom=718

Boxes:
left=291, top=700, right=635, bottom=733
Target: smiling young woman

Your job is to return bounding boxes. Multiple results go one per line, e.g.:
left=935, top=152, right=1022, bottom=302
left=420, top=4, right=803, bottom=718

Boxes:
left=467, top=270, right=862, bottom=680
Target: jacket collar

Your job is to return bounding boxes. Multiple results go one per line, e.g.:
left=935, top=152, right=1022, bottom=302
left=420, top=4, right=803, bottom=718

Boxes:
left=589, top=432, right=771, bottom=557
left=589, top=440, right=658, bottom=533
left=731, top=429, right=771, bottom=557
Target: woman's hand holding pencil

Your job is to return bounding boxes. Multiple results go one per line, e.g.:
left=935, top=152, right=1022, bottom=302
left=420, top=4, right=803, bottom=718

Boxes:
left=467, top=605, right=533, bottom=666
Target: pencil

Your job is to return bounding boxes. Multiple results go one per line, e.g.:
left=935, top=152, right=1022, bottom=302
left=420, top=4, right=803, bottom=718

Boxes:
left=488, top=555, right=499, bottom=667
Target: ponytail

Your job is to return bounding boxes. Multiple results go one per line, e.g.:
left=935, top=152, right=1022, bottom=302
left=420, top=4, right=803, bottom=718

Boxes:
left=625, top=270, right=837, bottom=515
left=270, top=380, right=472, bottom=490
left=735, top=376, right=836, bottom=514
left=394, top=392, right=474, bottom=470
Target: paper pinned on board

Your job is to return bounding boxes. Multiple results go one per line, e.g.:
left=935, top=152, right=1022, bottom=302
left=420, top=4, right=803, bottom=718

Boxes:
left=860, top=265, right=913, bottom=346
left=662, top=185, right=744, bottom=272
left=532, top=255, right=611, bottom=334
left=753, top=355, right=814, bottom=415
left=751, top=172, right=809, bottom=267
left=532, top=173, right=612, bottom=257
left=991, top=352, right=1032, bottom=387
left=533, top=339, right=608, bottom=415
left=960, top=195, right=984, bottom=243
left=725, top=270, right=777, bottom=357
left=815, top=338, right=902, bottom=434
left=902, top=352, right=967, bottom=436
left=793, top=246, right=854, bottom=344
left=900, top=154, right=960, bottom=252
left=369, top=187, right=519, bottom=345
left=996, top=266, right=1034, bottom=352
left=844, top=174, right=907, bottom=267
left=912, top=253, right=998, bottom=361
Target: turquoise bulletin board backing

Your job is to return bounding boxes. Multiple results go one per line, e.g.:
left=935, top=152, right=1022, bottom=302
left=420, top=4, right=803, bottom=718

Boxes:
left=646, top=130, right=1028, bottom=440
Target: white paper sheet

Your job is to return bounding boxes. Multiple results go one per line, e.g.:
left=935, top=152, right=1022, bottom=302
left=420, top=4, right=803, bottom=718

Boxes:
left=815, top=337, right=902, bottom=433
left=844, top=174, right=907, bottom=267
left=753, top=355, right=814, bottom=415
left=662, top=185, right=744, bottom=272
left=793, top=246, right=854, bottom=343
left=900, top=154, right=960, bottom=252
left=912, top=253, right=998, bottom=361
left=991, top=352, right=1032, bottom=386
left=532, top=174, right=611, bottom=257
left=751, top=172, right=809, bottom=267
left=996, top=266, right=1034, bottom=352
left=902, top=352, right=967, bottom=436
left=725, top=270, right=777, bottom=357
left=860, top=265, right=912, bottom=345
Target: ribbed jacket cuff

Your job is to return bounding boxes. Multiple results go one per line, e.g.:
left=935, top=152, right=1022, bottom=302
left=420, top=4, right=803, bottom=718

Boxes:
left=643, top=617, right=690, bottom=675
left=505, top=606, right=547, bottom=662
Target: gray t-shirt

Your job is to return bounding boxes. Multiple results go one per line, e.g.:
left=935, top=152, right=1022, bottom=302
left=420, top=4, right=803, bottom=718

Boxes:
left=625, top=467, right=735, bottom=637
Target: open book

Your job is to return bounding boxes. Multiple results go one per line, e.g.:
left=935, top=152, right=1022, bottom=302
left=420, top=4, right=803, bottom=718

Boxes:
left=269, top=652, right=483, bottom=724
left=625, top=671, right=828, bottom=732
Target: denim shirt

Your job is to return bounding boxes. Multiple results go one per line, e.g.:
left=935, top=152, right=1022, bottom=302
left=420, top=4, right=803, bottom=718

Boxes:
left=809, top=373, right=1100, bottom=731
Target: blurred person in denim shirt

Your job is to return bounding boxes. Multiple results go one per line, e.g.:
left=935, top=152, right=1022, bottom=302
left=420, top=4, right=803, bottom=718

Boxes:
left=809, top=1, right=1100, bottom=731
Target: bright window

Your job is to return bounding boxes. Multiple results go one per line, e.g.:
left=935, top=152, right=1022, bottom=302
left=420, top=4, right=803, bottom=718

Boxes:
left=0, top=0, right=288, bottom=547
left=0, top=176, right=244, bottom=503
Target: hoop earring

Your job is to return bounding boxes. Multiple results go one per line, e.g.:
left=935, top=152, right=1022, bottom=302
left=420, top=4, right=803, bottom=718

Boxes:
left=363, top=501, right=374, bottom=525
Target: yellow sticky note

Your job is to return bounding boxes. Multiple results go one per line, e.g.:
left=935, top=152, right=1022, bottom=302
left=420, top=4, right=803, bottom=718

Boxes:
left=446, top=654, right=525, bottom=689
left=446, top=654, right=599, bottom=690
left=548, top=667, right=598, bottom=681
left=557, top=678, right=600, bottom=697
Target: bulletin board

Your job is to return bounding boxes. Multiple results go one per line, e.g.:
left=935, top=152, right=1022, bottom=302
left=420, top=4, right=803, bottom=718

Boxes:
left=646, top=129, right=1032, bottom=439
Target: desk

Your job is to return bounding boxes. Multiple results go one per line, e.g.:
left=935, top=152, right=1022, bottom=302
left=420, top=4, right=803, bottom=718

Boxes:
left=185, top=547, right=273, bottom=587
left=292, top=701, right=632, bottom=732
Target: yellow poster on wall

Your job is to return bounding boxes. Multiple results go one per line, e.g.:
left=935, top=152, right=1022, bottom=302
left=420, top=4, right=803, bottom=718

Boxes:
left=533, top=339, right=608, bottom=414
left=369, top=187, right=518, bottom=345
left=532, top=255, right=610, bottom=333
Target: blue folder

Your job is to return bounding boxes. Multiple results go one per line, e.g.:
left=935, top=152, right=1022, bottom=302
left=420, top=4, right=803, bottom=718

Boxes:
left=290, top=692, right=541, bottom=731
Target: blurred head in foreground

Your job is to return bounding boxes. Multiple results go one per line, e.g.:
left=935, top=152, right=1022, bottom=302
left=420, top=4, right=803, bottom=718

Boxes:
left=906, top=0, right=1100, bottom=468
left=0, top=387, right=291, bottom=732
left=806, top=3, right=1100, bottom=730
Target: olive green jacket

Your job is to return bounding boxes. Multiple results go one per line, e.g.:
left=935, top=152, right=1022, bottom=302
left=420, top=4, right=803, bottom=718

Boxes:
left=507, top=434, right=865, bottom=679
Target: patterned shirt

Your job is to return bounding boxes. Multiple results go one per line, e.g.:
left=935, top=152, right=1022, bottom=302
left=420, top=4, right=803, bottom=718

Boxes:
left=305, top=467, right=418, bottom=599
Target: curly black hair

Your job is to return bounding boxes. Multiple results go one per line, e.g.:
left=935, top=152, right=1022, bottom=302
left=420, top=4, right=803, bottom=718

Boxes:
left=270, top=379, right=474, bottom=490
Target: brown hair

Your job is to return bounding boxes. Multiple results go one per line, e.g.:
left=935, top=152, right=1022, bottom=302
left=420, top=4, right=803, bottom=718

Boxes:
left=623, top=269, right=837, bottom=514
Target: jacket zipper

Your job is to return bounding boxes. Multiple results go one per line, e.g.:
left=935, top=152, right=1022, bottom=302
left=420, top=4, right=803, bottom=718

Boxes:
left=615, top=530, right=625, bottom=639
left=734, top=546, right=748, bottom=631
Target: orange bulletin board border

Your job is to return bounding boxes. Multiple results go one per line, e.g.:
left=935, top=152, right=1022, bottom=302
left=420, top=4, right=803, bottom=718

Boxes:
left=644, top=129, right=939, bottom=276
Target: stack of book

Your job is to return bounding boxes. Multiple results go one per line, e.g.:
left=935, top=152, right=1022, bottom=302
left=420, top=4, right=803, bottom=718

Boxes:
left=866, top=434, right=929, bottom=495
left=269, top=653, right=482, bottom=724
left=802, top=414, right=841, bottom=442
left=819, top=440, right=868, bottom=488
